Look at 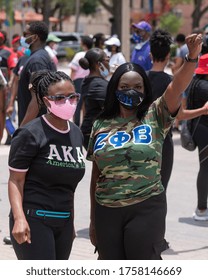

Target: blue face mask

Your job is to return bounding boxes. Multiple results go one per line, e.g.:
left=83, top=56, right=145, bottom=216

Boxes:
left=99, top=62, right=109, bottom=78
left=20, top=36, right=31, bottom=49
left=132, top=33, right=142, bottom=44
left=116, top=89, right=144, bottom=109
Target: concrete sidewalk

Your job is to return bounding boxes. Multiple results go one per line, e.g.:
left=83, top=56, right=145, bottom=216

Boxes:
left=0, top=132, right=208, bottom=260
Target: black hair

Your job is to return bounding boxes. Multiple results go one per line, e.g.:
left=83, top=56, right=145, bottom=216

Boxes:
left=12, top=33, right=20, bottom=39
left=79, top=48, right=106, bottom=71
left=175, top=33, right=186, bottom=43
left=150, top=29, right=172, bottom=62
left=30, top=70, right=73, bottom=108
left=106, top=45, right=121, bottom=53
left=93, top=33, right=105, bottom=48
left=81, top=35, right=93, bottom=50
left=28, top=21, right=48, bottom=42
left=99, top=62, right=153, bottom=120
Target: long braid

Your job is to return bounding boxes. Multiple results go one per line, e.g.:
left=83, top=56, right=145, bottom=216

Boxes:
left=30, top=70, right=73, bottom=108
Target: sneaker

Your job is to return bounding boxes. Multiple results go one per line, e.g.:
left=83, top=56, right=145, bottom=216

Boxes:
left=3, top=236, right=12, bottom=245
left=193, top=208, right=208, bottom=221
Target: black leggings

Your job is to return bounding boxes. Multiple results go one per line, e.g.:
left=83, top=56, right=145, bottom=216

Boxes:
left=194, top=123, right=208, bottom=210
left=9, top=213, right=74, bottom=260
left=161, top=132, right=174, bottom=191
left=95, top=192, right=168, bottom=260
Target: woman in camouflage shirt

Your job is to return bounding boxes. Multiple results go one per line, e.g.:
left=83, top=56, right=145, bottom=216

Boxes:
left=87, top=34, right=202, bottom=260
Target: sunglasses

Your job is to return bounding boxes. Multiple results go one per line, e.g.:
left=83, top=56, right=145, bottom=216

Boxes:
left=47, top=93, right=80, bottom=105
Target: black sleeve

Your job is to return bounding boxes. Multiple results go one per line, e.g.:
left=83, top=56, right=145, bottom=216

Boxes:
left=8, top=128, right=38, bottom=170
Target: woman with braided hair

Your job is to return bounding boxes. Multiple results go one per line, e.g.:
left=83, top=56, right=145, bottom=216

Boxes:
left=8, top=70, right=85, bottom=259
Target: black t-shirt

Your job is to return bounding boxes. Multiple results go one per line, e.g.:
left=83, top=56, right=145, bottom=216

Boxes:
left=147, top=70, right=173, bottom=139
left=147, top=71, right=172, bottom=101
left=80, top=76, right=108, bottom=134
left=9, top=116, right=85, bottom=211
left=13, top=55, right=29, bottom=77
left=187, top=78, right=208, bottom=126
left=17, top=48, right=56, bottom=125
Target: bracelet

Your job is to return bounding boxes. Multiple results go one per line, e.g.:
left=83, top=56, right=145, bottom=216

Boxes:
left=185, top=54, right=198, bottom=63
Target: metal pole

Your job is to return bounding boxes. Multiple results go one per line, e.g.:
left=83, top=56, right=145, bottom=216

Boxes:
left=75, top=0, right=80, bottom=32
left=121, top=0, right=130, bottom=61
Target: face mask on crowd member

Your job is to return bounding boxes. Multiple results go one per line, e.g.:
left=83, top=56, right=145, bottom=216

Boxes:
left=131, top=21, right=152, bottom=43
left=45, top=93, right=80, bottom=120
left=99, top=62, right=109, bottom=78
left=115, top=89, right=144, bottom=109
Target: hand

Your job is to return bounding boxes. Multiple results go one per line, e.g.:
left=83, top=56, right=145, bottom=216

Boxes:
left=202, top=101, right=208, bottom=115
left=12, top=218, right=31, bottom=244
left=6, top=105, right=14, bottom=116
left=89, top=221, right=97, bottom=246
left=185, top=33, right=203, bottom=59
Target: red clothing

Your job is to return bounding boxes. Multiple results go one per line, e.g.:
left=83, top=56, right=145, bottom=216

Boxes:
left=0, top=45, right=18, bottom=78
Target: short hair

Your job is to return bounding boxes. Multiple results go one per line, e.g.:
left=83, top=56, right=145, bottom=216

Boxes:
left=28, top=21, right=49, bottom=42
left=81, top=36, right=93, bottom=50
left=99, top=62, right=153, bottom=120
left=175, top=33, right=186, bottom=43
left=30, top=70, right=73, bottom=108
left=150, top=29, right=172, bottom=62
left=79, top=48, right=106, bottom=71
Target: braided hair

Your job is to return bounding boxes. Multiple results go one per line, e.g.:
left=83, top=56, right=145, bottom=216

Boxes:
left=29, top=70, right=73, bottom=108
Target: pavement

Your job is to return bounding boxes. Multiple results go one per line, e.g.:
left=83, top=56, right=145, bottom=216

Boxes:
left=0, top=130, right=208, bottom=260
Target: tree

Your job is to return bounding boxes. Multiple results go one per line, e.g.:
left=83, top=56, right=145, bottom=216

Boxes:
left=31, top=0, right=99, bottom=31
left=98, top=0, right=122, bottom=38
left=159, top=12, right=182, bottom=35
left=169, top=0, right=208, bottom=29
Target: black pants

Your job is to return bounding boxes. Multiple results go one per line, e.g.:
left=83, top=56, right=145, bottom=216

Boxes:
left=9, top=213, right=74, bottom=260
left=161, top=132, right=174, bottom=191
left=95, top=192, right=168, bottom=260
left=194, top=122, right=208, bottom=210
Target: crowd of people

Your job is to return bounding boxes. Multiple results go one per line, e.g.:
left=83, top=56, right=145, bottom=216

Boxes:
left=0, top=19, right=208, bottom=260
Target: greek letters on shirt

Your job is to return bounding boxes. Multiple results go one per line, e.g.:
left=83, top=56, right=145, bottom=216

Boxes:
left=46, top=144, right=85, bottom=168
left=94, top=124, right=152, bottom=152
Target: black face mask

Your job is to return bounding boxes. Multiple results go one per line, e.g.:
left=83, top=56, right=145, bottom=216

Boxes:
left=106, top=45, right=112, bottom=52
left=115, top=89, right=144, bottom=109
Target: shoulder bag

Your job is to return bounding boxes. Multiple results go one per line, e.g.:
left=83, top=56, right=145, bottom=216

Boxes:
left=180, top=78, right=201, bottom=151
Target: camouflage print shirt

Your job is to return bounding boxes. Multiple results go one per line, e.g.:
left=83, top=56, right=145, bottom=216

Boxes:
left=87, top=96, right=174, bottom=207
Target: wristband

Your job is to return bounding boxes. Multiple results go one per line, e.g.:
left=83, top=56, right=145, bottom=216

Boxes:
left=185, top=54, right=198, bottom=63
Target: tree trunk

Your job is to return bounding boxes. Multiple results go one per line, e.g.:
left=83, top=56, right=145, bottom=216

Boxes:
left=111, top=0, right=122, bottom=37
left=42, top=0, right=50, bottom=26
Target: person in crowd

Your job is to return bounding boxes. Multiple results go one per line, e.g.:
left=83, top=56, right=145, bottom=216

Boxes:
left=87, top=33, right=202, bottom=260
left=8, top=70, right=85, bottom=260
left=131, top=20, right=152, bottom=71
left=68, top=35, right=93, bottom=126
left=45, top=33, right=61, bottom=65
left=176, top=53, right=208, bottom=221
left=147, top=29, right=173, bottom=191
left=79, top=48, right=109, bottom=150
left=93, top=33, right=106, bottom=49
left=6, top=55, right=30, bottom=119
left=0, top=31, right=18, bottom=144
left=12, top=21, right=56, bottom=127
left=171, top=33, right=189, bottom=75
left=104, top=36, right=126, bottom=79
left=11, top=34, right=29, bottom=59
